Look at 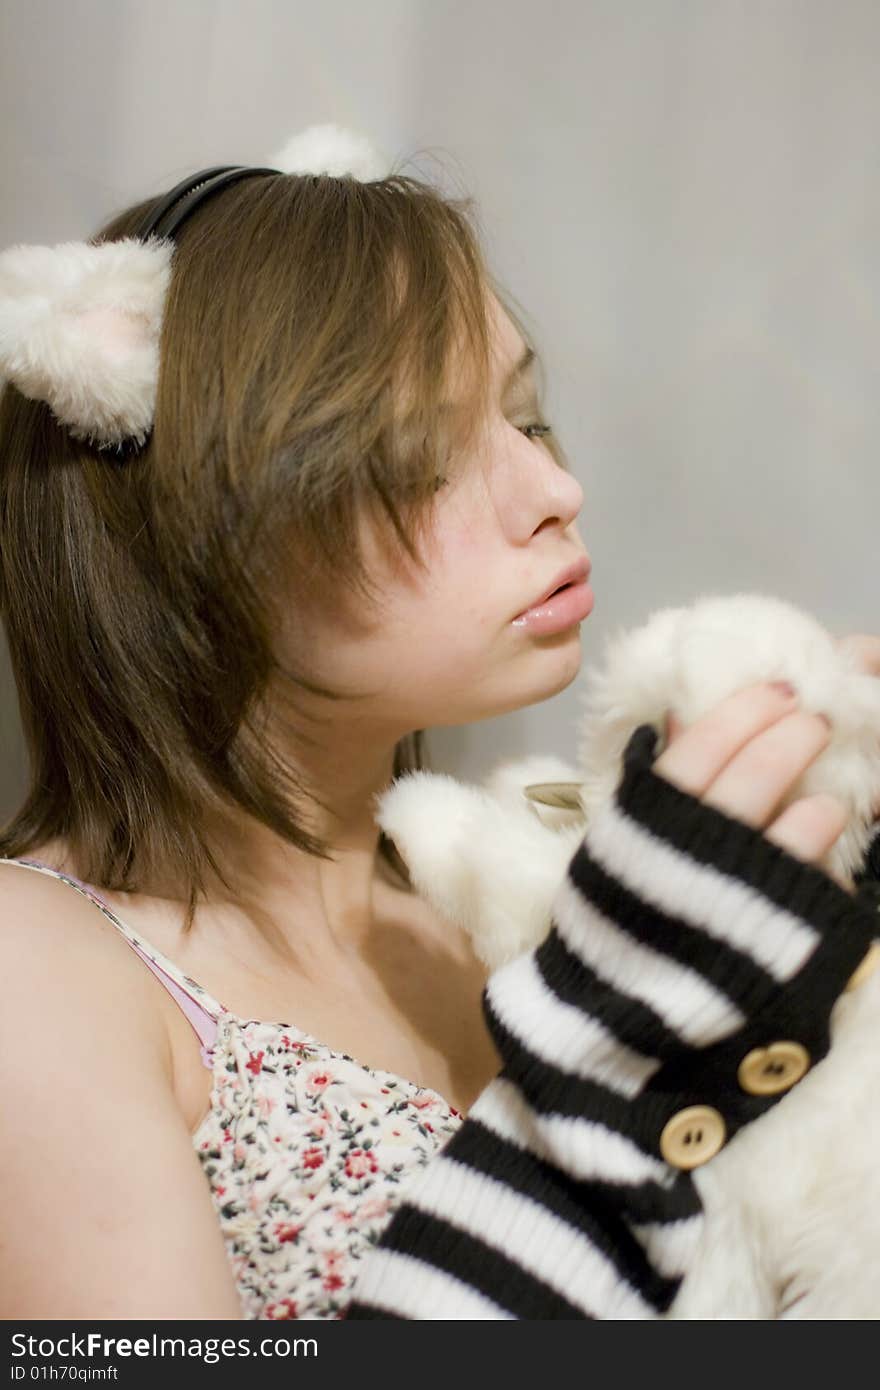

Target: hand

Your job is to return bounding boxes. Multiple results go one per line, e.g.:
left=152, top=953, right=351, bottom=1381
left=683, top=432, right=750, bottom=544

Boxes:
left=835, top=632, right=880, bottom=679
left=656, top=681, right=847, bottom=882
left=836, top=633, right=880, bottom=821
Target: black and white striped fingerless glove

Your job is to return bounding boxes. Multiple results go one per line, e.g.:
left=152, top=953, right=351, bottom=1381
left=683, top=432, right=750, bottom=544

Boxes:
left=347, top=725, right=878, bottom=1320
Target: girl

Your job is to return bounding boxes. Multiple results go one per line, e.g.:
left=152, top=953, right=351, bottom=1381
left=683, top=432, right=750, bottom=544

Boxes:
left=1, top=129, right=877, bottom=1320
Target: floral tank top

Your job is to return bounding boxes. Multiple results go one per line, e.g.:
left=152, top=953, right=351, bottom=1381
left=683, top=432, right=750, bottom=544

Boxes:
left=0, top=856, right=464, bottom=1320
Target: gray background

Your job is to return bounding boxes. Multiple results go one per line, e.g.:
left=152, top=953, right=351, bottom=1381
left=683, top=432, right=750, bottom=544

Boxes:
left=1, top=0, right=877, bottom=811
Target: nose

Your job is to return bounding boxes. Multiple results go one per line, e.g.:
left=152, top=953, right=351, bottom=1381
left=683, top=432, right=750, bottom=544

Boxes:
left=535, top=457, right=584, bottom=535
left=496, top=431, right=587, bottom=543
left=559, top=467, right=585, bottom=527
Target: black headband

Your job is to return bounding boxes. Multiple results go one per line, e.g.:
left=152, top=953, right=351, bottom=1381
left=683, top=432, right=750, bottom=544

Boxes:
left=134, top=165, right=281, bottom=241
left=88, top=165, right=281, bottom=456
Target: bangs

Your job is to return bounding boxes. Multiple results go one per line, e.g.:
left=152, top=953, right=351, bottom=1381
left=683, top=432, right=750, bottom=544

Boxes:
left=270, top=176, right=497, bottom=616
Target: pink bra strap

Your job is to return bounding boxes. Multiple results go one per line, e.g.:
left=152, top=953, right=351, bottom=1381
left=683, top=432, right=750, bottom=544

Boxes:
left=125, top=941, right=218, bottom=1069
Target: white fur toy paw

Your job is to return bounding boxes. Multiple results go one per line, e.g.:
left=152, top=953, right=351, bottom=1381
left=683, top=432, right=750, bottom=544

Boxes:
left=373, top=768, right=583, bottom=969
left=576, top=592, right=880, bottom=887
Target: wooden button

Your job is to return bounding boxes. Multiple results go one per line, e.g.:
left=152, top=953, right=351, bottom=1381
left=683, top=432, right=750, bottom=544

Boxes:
left=845, top=942, right=880, bottom=992
left=737, top=1041, right=810, bottom=1096
left=659, top=1106, right=726, bottom=1169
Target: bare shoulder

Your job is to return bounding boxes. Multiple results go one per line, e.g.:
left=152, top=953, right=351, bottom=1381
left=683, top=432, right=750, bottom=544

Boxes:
left=0, top=860, right=170, bottom=1069
left=0, top=862, right=243, bottom=1317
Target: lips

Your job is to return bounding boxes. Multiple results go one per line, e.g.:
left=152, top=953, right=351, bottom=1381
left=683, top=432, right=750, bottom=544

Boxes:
left=526, top=556, right=592, bottom=613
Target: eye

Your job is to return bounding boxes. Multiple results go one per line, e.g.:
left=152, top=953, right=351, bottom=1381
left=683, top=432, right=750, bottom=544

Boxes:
left=432, top=419, right=555, bottom=490
left=518, top=420, right=553, bottom=441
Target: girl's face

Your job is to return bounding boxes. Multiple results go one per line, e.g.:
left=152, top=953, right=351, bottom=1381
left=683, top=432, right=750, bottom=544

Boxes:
left=285, top=292, right=591, bottom=737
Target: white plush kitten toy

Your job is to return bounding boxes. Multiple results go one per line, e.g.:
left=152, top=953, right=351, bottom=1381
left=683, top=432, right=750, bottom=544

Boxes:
left=374, top=593, right=880, bottom=1319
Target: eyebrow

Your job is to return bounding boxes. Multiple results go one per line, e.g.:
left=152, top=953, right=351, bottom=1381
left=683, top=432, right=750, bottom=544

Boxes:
left=502, top=346, right=536, bottom=395
left=436, top=344, right=537, bottom=416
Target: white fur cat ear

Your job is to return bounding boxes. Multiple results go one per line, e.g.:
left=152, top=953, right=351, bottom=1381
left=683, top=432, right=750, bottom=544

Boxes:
left=269, top=122, right=390, bottom=181
left=0, top=237, right=172, bottom=448
left=0, top=122, right=388, bottom=449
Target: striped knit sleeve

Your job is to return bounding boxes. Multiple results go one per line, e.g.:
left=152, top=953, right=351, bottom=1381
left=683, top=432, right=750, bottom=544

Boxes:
left=346, top=723, right=878, bottom=1320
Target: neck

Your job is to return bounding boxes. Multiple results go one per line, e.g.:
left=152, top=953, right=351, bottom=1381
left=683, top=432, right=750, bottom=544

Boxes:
left=191, top=724, right=411, bottom=958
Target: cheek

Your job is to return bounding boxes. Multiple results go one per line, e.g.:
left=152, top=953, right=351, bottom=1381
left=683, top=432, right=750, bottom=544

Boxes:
left=355, top=569, right=507, bottom=710
left=413, top=544, right=504, bottom=657
left=420, top=503, right=504, bottom=629
left=297, top=502, right=511, bottom=695
left=384, top=583, right=499, bottom=674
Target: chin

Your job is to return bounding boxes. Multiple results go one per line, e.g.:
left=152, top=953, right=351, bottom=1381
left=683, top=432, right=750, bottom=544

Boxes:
left=494, top=636, right=585, bottom=716
left=540, top=642, right=584, bottom=695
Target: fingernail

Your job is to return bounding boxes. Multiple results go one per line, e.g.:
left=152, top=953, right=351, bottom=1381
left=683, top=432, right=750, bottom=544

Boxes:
left=769, top=680, right=797, bottom=699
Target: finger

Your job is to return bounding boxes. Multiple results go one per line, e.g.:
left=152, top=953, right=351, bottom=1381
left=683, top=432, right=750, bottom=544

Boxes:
left=664, top=711, right=684, bottom=744
left=763, top=793, right=849, bottom=876
left=836, top=633, right=880, bottom=678
left=653, top=681, right=799, bottom=797
left=700, top=710, right=831, bottom=828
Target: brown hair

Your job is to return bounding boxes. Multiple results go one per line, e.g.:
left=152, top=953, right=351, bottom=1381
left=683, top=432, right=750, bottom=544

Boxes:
left=0, top=164, right=567, bottom=930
